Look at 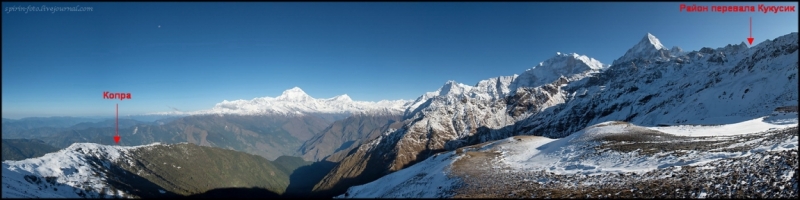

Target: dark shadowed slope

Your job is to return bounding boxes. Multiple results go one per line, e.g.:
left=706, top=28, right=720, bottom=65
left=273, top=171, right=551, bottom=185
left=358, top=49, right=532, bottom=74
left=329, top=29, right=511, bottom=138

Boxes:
left=300, top=113, right=404, bottom=162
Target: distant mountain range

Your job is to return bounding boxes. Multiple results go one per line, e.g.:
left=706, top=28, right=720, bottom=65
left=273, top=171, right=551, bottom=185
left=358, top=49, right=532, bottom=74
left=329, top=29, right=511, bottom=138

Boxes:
left=1, top=116, right=182, bottom=139
left=2, top=139, right=60, bottom=161
left=149, top=87, right=411, bottom=116
left=2, top=117, right=105, bottom=129
left=33, top=114, right=331, bottom=160
left=2, top=118, right=152, bottom=139
left=3, top=87, right=414, bottom=162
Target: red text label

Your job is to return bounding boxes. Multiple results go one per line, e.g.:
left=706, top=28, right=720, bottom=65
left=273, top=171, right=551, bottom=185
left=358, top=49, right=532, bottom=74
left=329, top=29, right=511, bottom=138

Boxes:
left=103, top=91, right=131, bottom=101
left=679, top=4, right=795, bottom=14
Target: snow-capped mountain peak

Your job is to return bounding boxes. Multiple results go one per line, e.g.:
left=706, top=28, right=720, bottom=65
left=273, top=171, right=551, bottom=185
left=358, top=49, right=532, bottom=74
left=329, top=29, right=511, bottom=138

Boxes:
left=403, top=80, right=475, bottom=116
left=437, top=80, right=473, bottom=96
left=539, top=52, right=605, bottom=70
left=277, top=87, right=312, bottom=101
left=331, top=94, right=353, bottom=102
left=613, top=32, right=674, bottom=65
left=514, top=52, right=605, bottom=88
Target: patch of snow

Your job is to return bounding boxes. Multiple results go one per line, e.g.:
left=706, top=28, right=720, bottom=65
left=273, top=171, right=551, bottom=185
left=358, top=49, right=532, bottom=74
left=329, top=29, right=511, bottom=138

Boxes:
left=496, top=123, right=665, bottom=174
left=646, top=116, right=797, bottom=137
left=698, top=191, right=708, bottom=198
left=337, top=151, right=462, bottom=198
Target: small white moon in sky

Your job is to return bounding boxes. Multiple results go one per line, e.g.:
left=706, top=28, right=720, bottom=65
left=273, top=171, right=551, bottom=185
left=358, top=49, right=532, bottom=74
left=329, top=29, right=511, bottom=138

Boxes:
left=158, top=25, right=161, bottom=28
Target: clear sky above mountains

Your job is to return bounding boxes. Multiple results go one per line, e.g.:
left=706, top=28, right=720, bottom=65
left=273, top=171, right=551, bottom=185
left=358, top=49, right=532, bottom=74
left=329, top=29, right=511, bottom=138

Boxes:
left=2, top=2, right=798, bottom=118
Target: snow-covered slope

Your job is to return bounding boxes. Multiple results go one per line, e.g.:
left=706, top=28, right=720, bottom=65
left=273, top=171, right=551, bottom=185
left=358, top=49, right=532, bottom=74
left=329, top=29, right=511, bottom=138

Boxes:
left=338, top=115, right=798, bottom=198
left=647, top=113, right=798, bottom=137
left=336, top=150, right=462, bottom=198
left=151, top=87, right=411, bottom=116
left=498, top=119, right=797, bottom=175
left=1, top=143, right=158, bottom=198
left=316, top=32, right=798, bottom=196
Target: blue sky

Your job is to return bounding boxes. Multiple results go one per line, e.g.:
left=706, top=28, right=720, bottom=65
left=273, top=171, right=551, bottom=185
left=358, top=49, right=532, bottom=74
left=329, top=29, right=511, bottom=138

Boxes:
left=2, top=2, right=798, bottom=119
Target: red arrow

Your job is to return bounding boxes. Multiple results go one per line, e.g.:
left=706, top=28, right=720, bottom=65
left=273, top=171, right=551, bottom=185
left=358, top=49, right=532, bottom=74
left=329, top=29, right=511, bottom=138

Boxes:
left=114, top=103, right=121, bottom=144
left=747, top=17, right=754, bottom=45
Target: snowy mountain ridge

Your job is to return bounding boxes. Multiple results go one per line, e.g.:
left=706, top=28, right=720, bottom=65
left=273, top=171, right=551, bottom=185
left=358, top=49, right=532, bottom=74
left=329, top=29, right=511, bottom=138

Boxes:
left=2, top=141, right=300, bottom=198
left=151, top=87, right=412, bottom=116
left=371, top=51, right=615, bottom=171
left=404, top=51, right=606, bottom=119
left=313, top=32, right=798, bottom=196
left=1, top=143, right=161, bottom=198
